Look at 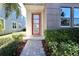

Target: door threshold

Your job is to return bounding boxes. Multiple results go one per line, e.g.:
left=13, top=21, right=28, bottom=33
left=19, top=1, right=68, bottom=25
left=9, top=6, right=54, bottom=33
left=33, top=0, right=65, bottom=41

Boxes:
left=23, top=36, right=45, bottom=40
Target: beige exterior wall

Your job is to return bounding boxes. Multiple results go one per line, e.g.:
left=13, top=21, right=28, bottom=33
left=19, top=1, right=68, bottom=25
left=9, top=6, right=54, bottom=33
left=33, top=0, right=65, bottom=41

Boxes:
left=24, top=4, right=47, bottom=37
left=45, top=3, right=79, bottom=29
left=24, top=3, right=79, bottom=38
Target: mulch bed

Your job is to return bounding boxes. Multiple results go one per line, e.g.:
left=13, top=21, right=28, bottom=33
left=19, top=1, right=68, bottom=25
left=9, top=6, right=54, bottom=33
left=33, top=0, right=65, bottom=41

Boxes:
left=42, top=40, right=52, bottom=56
left=16, top=40, right=27, bottom=56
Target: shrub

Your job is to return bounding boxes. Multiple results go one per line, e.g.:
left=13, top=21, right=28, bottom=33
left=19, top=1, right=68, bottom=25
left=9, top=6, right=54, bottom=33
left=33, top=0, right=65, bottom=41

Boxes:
left=0, top=33, right=24, bottom=56
left=12, top=34, right=24, bottom=42
left=0, top=19, right=4, bottom=32
left=0, top=41, right=18, bottom=56
left=0, top=37, right=13, bottom=47
left=45, top=28, right=79, bottom=56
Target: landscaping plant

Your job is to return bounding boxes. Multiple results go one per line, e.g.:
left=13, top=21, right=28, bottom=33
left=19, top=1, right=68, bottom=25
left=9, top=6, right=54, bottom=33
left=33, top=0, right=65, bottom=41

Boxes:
left=45, top=28, right=79, bottom=56
left=0, top=33, right=24, bottom=56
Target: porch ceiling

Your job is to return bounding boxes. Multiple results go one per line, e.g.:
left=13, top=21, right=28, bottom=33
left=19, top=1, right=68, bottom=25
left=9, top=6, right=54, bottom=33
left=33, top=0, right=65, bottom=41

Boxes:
left=24, top=4, right=45, bottom=12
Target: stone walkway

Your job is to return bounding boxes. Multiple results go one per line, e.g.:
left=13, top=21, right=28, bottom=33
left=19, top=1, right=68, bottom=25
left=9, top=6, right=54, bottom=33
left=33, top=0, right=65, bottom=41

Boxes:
left=20, top=40, right=45, bottom=56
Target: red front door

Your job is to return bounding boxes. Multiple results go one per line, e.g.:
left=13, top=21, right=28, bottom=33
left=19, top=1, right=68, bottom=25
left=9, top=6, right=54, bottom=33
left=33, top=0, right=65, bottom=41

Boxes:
left=32, top=13, right=41, bottom=35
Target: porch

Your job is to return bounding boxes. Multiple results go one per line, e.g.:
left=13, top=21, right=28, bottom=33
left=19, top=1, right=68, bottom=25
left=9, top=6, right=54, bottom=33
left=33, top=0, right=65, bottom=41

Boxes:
left=24, top=4, right=47, bottom=40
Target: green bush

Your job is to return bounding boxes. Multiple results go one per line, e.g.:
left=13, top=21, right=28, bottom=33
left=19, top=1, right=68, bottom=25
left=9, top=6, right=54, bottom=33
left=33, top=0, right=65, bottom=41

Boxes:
left=0, top=19, right=4, bottom=32
left=45, top=28, right=79, bottom=56
left=0, top=41, right=18, bottom=56
left=0, top=37, right=13, bottom=47
left=12, top=34, right=24, bottom=42
left=0, top=33, right=24, bottom=56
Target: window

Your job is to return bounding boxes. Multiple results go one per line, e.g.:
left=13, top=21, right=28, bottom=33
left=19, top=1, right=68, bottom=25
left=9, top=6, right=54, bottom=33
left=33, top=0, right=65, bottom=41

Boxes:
left=13, top=22, right=16, bottom=29
left=0, top=19, right=4, bottom=31
left=74, top=8, right=79, bottom=26
left=60, top=8, right=71, bottom=27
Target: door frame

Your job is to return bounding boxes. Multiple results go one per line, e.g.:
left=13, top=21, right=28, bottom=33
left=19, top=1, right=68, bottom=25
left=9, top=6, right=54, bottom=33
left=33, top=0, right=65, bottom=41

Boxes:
left=32, top=13, right=41, bottom=35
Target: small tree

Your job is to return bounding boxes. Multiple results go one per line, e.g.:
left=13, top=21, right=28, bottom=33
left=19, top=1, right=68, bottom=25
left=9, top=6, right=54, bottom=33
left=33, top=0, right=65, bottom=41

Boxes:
left=3, top=3, right=21, bottom=18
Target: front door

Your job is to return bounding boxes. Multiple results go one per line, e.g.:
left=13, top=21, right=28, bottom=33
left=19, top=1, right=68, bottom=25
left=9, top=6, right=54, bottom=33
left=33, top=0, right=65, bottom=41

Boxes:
left=32, top=13, right=41, bottom=35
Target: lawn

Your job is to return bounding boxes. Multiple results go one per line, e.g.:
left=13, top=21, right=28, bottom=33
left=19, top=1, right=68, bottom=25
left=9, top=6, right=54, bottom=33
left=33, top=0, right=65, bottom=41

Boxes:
left=0, top=31, right=26, bottom=56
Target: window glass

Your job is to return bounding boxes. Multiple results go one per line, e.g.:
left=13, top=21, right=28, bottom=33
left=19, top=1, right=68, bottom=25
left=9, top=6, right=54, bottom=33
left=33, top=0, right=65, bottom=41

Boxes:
left=13, top=22, right=16, bottom=29
left=61, top=8, right=70, bottom=18
left=74, top=8, right=79, bottom=26
left=61, top=18, right=70, bottom=26
left=60, top=8, right=71, bottom=26
left=74, top=8, right=79, bottom=18
left=74, top=18, right=79, bottom=26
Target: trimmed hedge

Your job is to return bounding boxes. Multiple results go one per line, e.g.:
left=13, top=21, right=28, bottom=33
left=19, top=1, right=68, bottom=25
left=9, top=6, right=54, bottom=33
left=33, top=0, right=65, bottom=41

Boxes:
left=0, top=41, right=18, bottom=56
left=12, top=34, right=24, bottom=42
left=45, top=28, right=79, bottom=56
left=0, top=33, right=24, bottom=56
left=0, top=37, right=13, bottom=47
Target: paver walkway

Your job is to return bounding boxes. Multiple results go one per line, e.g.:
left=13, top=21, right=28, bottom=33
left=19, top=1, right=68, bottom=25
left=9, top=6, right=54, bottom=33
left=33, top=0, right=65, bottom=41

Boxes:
left=20, top=40, right=45, bottom=56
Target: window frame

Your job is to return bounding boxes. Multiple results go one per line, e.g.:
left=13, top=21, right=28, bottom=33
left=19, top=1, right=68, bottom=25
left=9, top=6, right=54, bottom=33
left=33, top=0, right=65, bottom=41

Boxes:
left=12, top=21, right=17, bottom=30
left=73, top=7, right=79, bottom=27
left=60, top=7, right=71, bottom=27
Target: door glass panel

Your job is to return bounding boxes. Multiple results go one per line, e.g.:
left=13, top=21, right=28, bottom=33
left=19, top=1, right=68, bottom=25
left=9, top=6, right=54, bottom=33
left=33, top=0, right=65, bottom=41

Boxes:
left=34, top=20, right=39, bottom=23
left=32, top=14, right=40, bottom=35
left=33, top=24, right=39, bottom=29
left=33, top=28, right=39, bottom=33
left=33, top=15, right=39, bottom=20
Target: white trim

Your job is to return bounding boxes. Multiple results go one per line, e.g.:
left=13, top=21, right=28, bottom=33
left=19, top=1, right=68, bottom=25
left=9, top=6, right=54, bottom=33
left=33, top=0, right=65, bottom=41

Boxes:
left=74, top=26, right=79, bottom=28
left=61, top=26, right=71, bottom=28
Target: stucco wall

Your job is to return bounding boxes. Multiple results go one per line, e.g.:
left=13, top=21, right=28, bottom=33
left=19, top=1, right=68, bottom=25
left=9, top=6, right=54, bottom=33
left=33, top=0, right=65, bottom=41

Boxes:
left=25, top=4, right=46, bottom=37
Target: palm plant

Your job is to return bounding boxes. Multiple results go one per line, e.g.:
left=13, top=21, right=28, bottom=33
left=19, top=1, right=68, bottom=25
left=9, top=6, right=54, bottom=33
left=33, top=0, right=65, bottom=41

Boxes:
left=3, top=3, right=21, bottom=18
